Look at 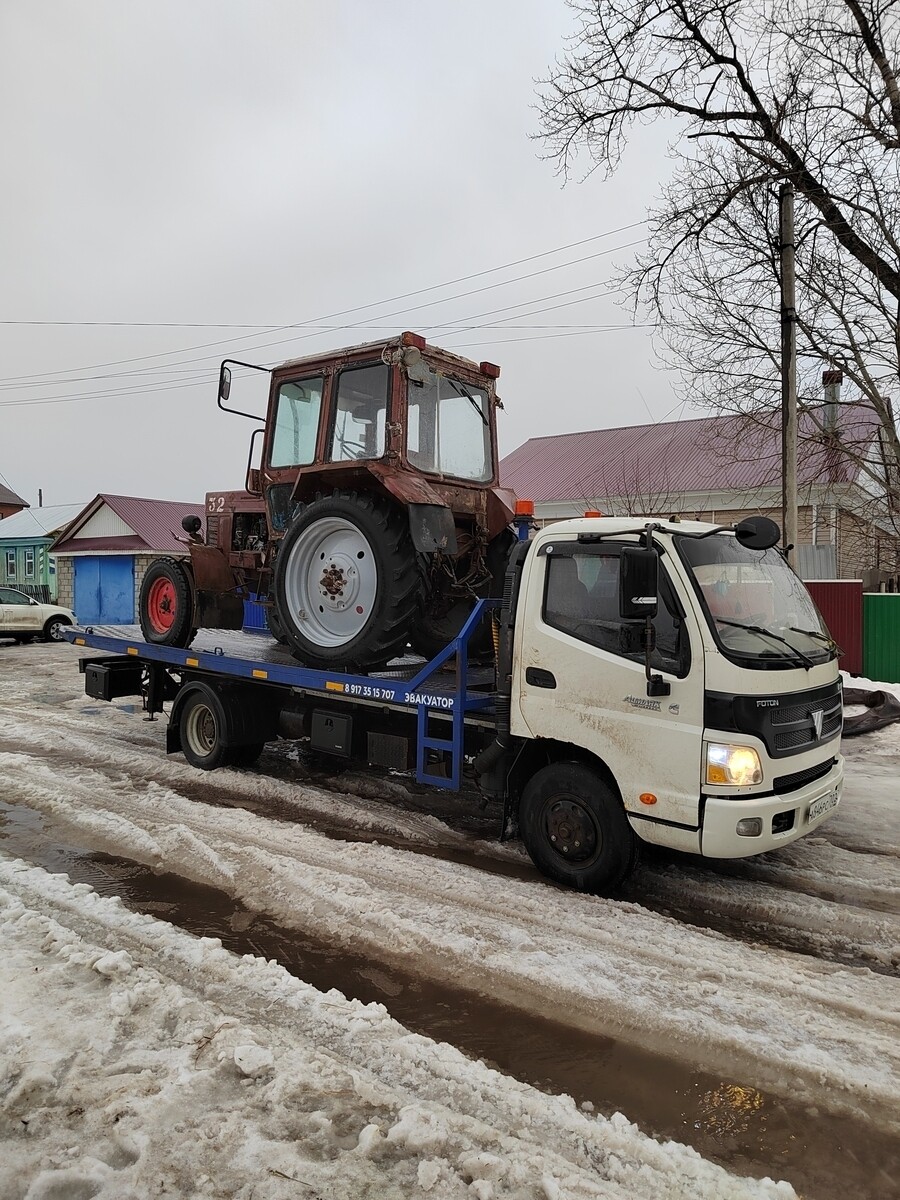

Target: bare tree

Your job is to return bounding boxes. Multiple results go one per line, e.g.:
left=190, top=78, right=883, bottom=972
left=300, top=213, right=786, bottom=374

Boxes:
left=538, top=0, right=900, bottom=529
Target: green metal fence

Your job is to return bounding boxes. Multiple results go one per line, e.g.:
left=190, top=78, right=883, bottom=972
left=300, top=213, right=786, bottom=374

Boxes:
left=863, top=593, right=900, bottom=684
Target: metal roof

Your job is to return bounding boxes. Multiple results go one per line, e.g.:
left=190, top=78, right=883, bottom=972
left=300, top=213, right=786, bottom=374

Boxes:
left=0, top=502, right=85, bottom=540
left=0, top=483, right=28, bottom=508
left=500, top=404, right=881, bottom=503
left=52, top=494, right=204, bottom=554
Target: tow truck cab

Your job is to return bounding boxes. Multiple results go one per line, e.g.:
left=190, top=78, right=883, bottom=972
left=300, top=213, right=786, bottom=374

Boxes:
left=510, top=517, right=843, bottom=860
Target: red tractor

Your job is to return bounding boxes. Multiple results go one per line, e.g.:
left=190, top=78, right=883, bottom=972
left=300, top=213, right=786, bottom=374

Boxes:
left=139, top=332, right=517, bottom=669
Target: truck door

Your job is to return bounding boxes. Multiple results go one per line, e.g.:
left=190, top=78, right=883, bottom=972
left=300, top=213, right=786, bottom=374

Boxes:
left=513, top=540, right=705, bottom=842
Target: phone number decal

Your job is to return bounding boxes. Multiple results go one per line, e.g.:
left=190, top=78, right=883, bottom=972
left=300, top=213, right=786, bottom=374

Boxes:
left=345, top=683, right=397, bottom=700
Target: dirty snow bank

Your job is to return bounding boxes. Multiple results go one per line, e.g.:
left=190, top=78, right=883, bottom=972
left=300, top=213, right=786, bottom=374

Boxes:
left=0, top=857, right=795, bottom=1200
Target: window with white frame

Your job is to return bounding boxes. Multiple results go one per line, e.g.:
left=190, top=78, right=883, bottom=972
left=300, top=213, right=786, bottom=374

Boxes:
left=24, top=548, right=35, bottom=577
left=5, top=550, right=15, bottom=579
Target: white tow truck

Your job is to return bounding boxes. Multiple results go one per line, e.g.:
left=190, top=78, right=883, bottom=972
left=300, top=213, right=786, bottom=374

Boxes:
left=67, top=512, right=843, bottom=892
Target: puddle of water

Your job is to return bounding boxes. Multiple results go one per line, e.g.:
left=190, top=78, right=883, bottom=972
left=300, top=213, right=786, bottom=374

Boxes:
left=1, top=800, right=896, bottom=1200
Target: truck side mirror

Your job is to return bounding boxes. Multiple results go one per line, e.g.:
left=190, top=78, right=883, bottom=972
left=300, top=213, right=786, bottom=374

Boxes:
left=619, top=546, right=659, bottom=620
left=735, top=515, right=780, bottom=550
left=219, top=365, right=232, bottom=403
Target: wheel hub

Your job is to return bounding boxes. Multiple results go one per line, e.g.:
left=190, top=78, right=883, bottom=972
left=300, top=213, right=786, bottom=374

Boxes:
left=281, top=515, right=378, bottom=648
left=147, top=578, right=177, bottom=632
left=545, top=799, right=598, bottom=861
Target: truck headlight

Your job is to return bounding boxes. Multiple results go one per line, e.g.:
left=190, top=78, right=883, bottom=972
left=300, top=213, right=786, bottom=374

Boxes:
left=706, top=743, right=762, bottom=786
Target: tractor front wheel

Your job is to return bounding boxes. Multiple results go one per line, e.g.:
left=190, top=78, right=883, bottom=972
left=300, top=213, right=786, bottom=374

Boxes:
left=139, top=558, right=196, bottom=647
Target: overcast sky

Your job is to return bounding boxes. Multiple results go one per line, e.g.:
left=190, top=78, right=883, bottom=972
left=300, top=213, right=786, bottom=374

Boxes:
left=0, top=1, right=690, bottom=509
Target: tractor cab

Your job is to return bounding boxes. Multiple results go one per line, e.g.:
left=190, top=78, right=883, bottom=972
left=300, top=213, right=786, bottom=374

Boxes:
left=141, top=333, right=517, bottom=670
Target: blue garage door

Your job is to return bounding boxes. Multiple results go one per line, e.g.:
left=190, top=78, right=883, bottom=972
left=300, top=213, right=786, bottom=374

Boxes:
left=73, top=556, right=135, bottom=624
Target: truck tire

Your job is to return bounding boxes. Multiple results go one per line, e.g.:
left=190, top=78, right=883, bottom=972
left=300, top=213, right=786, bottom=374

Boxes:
left=140, top=558, right=195, bottom=647
left=519, top=761, right=638, bottom=894
left=179, top=689, right=233, bottom=770
left=274, top=490, right=421, bottom=670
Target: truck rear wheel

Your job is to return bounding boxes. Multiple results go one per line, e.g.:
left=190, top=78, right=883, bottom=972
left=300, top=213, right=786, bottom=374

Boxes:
left=519, top=762, right=638, bottom=893
left=179, top=689, right=232, bottom=770
left=140, top=558, right=195, bottom=647
left=274, top=491, right=420, bottom=670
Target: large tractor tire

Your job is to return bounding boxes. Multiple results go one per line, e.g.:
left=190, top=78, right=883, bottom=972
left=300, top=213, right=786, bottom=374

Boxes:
left=139, top=557, right=196, bottom=647
left=274, top=490, right=421, bottom=670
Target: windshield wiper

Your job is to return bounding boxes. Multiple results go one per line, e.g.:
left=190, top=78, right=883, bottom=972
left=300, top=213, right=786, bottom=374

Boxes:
left=714, top=618, right=816, bottom=669
left=447, top=378, right=489, bottom=427
left=789, top=626, right=842, bottom=655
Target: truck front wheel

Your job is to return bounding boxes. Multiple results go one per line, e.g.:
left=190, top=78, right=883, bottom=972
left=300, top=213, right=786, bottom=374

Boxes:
left=519, top=762, right=638, bottom=893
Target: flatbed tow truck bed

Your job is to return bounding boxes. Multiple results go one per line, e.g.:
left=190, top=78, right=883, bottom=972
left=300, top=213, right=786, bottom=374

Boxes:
left=64, top=599, right=499, bottom=789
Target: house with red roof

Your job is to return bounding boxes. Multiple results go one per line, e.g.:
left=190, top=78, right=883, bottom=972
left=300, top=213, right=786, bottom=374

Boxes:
left=501, top=405, right=900, bottom=586
left=51, top=494, right=204, bottom=625
left=0, top=481, right=28, bottom=520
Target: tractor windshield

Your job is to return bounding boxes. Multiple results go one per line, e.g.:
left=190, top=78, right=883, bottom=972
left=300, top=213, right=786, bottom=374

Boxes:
left=406, top=368, right=493, bottom=482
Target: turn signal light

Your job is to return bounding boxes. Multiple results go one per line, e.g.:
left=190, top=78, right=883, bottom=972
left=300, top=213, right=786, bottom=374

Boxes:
left=639, top=793, right=657, bottom=805
left=584, top=509, right=603, bottom=518
left=515, top=498, right=535, bottom=516
left=480, top=360, right=501, bottom=378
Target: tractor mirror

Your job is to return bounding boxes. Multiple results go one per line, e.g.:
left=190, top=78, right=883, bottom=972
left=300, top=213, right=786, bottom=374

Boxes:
left=219, top=365, right=232, bottom=403
left=619, top=546, right=659, bottom=620
left=735, top=516, right=780, bottom=550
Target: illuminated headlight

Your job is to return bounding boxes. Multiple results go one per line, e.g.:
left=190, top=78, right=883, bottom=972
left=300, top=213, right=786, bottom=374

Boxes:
left=706, top=743, right=763, bottom=786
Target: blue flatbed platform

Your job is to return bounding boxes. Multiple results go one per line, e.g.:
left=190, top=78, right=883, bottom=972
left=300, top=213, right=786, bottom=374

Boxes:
left=63, top=599, right=500, bottom=789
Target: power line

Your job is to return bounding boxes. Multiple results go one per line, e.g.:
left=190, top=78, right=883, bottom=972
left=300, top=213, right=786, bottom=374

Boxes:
left=0, top=324, right=653, bottom=409
left=0, top=223, right=647, bottom=387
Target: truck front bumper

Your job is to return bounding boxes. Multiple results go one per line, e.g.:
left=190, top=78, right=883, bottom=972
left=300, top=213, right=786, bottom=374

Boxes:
left=700, top=757, right=844, bottom=858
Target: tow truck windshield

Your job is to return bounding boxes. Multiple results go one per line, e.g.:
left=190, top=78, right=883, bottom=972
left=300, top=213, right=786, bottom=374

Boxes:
left=676, top=533, right=835, bottom=668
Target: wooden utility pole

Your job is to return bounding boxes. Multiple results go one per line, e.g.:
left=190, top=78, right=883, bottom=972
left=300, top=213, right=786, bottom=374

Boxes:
left=780, top=182, right=798, bottom=567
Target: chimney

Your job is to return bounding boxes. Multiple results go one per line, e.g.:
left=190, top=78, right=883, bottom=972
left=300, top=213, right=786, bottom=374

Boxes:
left=38, top=489, right=43, bottom=507
left=822, top=369, right=842, bottom=434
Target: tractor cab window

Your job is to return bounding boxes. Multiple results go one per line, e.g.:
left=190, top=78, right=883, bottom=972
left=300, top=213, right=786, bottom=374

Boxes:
left=407, top=369, right=492, bottom=482
left=270, top=375, right=324, bottom=468
left=330, top=363, right=389, bottom=461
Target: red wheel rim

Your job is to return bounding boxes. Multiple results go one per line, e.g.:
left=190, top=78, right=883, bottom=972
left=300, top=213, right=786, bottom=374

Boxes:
left=147, top=577, right=177, bottom=633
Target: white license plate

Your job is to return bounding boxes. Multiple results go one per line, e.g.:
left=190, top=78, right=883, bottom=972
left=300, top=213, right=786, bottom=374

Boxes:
left=808, top=789, right=839, bottom=822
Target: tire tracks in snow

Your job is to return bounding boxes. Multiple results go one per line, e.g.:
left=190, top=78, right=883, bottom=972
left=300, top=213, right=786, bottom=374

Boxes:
left=4, top=747, right=899, bottom=1140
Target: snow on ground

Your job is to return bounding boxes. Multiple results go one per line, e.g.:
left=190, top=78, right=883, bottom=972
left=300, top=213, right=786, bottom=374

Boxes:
left=1, top=644, right=899, bottom=1196
left=0, top=858, right=795, bottom=1200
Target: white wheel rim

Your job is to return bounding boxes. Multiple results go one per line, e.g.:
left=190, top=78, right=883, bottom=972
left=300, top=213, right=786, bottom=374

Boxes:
left=185, top=703, right=217, bottom=756
left=282, top=516, right=378, bottom=648
left=49, top=621, right=64, bottom=640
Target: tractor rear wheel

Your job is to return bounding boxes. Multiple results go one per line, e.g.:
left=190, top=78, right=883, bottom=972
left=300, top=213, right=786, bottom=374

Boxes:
left=274, top=491, right=421, bottom=670
left=139, top=557, right=195, bottom=647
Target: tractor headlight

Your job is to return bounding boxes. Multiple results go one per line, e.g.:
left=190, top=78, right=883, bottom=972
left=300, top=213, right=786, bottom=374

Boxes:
left=706, top=743, right=763, bottom=787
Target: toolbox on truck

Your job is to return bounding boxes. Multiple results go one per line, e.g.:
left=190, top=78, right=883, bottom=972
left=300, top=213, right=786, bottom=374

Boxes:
left=79, top=656, right=145, bottom=702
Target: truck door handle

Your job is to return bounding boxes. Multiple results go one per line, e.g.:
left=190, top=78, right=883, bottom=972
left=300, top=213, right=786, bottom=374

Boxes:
left=525, top=667, right=557, bottom=689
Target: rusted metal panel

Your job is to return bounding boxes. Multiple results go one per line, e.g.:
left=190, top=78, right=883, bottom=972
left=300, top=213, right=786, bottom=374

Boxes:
left=806, top=580, right=863, bottom=674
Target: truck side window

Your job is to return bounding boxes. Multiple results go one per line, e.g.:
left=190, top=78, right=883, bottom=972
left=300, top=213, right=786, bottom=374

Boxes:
left=270, top=375, right=324, bottom=468
left=330, top=363, right=389, bottom=462
left=543, top=550, right=689, bottom=677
